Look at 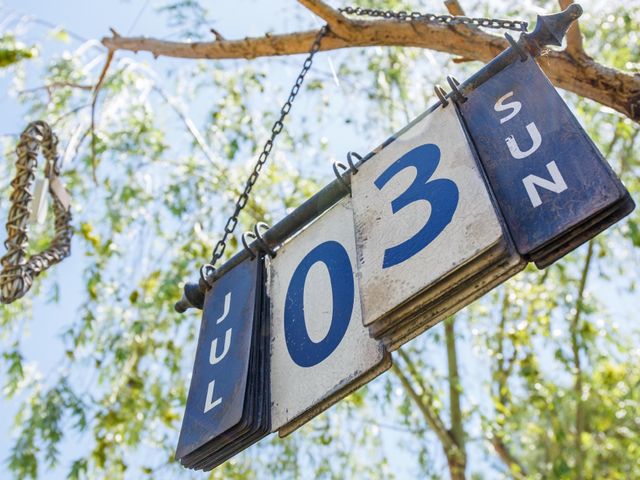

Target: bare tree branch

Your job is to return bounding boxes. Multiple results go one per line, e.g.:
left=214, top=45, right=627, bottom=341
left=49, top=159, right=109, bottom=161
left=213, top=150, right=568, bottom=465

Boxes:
left=297, top=0, right=353, bottom=39
left=444, top=0, right=465, bottom=16
left=101, top=18, right=640, bottom=121
left=90, top=49, right=114, bottom=183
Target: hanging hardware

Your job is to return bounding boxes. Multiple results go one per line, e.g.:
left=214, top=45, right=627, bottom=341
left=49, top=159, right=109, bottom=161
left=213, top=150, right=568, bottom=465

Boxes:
left=253, top=222, right=276, bottom=258
left=175, top=4, right=583, bottom=313
left=434, top=85, right=449, bottom=107
left=339, top=6, right=529, bottom=32
left=197, top=25, right=329, bottom=289
left=333, top=162, right=351, bottom=195
left=0, top=121, right=73, bottom=304
left=241, top=231, right=258, bottom=260
left=447, top=76, right=467, bottom=103
left=346, top=152, right=362, bottom=174
left=504, top=32, right=528, bottom=61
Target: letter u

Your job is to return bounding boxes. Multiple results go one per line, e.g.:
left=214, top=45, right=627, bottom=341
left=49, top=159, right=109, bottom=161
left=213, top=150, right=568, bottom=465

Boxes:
left=209, top=328, right=233, bottom=365
left=505, top=122, right=542, bottom=159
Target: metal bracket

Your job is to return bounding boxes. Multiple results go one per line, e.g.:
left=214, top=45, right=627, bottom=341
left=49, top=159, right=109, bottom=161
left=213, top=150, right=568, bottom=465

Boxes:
left=241, top=231, right=258, bottom=260
left=254, top=222, right=277, bottom=258
left=346, top=151, right=362, bottom=173
left=505, top=32, right=528, bottom=62
left=447, top=76, right=467, bottom=103
left=434, top=84, right=449, bottom=107
left=333, top=161, right=351, bottom=195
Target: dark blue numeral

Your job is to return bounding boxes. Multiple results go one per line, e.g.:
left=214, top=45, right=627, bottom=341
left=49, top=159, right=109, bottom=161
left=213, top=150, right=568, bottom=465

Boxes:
left=374, top=144, right=458, bottom=268
left=284, top=241, right=353, bottom=368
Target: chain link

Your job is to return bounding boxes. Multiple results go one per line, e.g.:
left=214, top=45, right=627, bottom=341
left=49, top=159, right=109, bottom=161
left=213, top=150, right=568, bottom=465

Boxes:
left=201, top=26, right=329, bottom=286
left=201, top=7, right=527, bottom=287
left=339, top=6, right=528, bottom=32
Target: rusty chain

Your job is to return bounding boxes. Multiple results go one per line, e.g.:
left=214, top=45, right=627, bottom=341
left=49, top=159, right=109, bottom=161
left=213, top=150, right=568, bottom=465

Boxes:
left=200, top=25, right=329, bottom=288
left=339, top=6, right=528, bottom=32
left=0, top=121, right=73, bottom=304
left=199, top=7, right=528, bottom=289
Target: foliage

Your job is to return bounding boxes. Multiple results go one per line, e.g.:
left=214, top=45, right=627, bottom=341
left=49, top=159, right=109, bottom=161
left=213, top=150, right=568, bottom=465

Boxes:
left=1, top=1, right=639, bottom=479
left=0, top=35, right=37, bottom=68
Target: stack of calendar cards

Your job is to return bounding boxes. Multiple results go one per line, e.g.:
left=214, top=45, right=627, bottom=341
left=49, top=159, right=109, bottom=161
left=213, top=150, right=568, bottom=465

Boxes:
left=175, top=257, right=271, bottom=471
left=458, top=57, right=635, bottom=269
left=268, top=198, right=391, bottom=437
left=351, top=104, right=525, bottom=350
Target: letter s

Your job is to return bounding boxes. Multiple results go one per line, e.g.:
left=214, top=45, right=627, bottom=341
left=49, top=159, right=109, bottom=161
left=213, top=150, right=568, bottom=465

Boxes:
left=494, top=91, right=521, bottom=124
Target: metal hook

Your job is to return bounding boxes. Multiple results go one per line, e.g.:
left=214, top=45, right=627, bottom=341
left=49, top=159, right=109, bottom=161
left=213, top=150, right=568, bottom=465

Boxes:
left=434, top=84, right=449, bottom=107
left=346, top=151, right=362, bottom=174
left=446, top=76, right=467, bottom=103
left=254, top=222, right=276, bottom=258
left=199, top=263, right=216, bottom=289
left=333, top=161, right=351, bottom=195
left=241, top=231, right=258, bottom=260
left=504, top=32, right=528, bottom=62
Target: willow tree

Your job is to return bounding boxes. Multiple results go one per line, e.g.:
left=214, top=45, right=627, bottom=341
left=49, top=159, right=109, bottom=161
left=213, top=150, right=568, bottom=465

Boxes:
left=1, top=0, right=639, bottom=479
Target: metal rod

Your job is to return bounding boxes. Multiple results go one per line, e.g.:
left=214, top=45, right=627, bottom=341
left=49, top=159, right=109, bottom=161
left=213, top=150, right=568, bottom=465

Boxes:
left=175, top=3, right=583, bottom=313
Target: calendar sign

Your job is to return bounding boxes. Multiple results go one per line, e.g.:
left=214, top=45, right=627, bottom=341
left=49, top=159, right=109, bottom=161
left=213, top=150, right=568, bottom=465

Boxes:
left=176, top=257, right=271, bottom=472
left=269, top=198, right=391, bottom=436
left=458, top=57, right=634, bottom=267
left=351, top=103, right=522, bottom=339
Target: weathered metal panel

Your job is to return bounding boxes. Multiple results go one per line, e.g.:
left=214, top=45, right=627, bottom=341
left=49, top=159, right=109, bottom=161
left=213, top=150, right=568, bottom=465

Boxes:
left=458, top=56, right=632, bottom=256
left=176, top=258, right=260, bottom=460
left=351, top=104, right=505, bottom=328
left=269, top=198, right=389, bottom=433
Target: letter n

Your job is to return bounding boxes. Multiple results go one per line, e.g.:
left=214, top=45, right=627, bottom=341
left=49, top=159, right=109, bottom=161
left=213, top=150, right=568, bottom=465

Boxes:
left=522, top=161, right=568, bottom=208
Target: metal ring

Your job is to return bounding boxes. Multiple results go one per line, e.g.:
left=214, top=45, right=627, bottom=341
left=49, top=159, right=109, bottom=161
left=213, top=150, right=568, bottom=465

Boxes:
left=346, top=151, right=362, bottom=174
left=241, top=231, right=257, bottom=260
left=446, top=75, right=467, bottom=103
left=199, top=263, right=215, bottom=289
left=333, top=161, right=351, bottom=194
left=254, top=222, right=276, bottom=258
left=504, top=32, right=528, bottom=62
left=434, top=84, right=449, bottom=107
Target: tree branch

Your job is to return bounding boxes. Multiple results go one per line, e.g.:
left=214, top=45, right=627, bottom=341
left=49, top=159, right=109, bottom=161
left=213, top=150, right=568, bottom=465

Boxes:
left=101, top=17, right=640, bottom=121
left=297, top=0, right=352, bottom=39
left=571, top=239, right=594, bottom=480
left=491, top=435, right=528, bottom=479
left=90, top=49, right=114, bottom=183
left=444, top=317, right=466, bottom=480
left=444, top=318, right=465, bottom=453
left=559, top=0, right=585, bottom=57
left=392, top=363, right=465, bottom=466
left=444, top=0, right=465, bottom=16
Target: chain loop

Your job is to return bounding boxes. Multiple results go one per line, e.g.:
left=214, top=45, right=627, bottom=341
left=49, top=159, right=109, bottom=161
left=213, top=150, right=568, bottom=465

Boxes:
left=338, top=6, right=528, bottom=32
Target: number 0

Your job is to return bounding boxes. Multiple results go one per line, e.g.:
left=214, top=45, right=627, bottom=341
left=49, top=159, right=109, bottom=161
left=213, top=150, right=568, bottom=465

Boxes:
left=284, top=241, right=353, bottom=368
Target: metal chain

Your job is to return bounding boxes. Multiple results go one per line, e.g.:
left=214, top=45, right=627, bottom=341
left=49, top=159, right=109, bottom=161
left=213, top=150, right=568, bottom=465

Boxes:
left=339, top=6, right=528, bottom=32
left=0, top=121, right=73, bottom=304
left=201, top=25, right=329, bottom=287
left=201, top=7, right=527, bottom=287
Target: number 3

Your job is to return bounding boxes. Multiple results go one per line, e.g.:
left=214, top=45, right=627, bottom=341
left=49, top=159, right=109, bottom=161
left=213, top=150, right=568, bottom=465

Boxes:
left=374, top=144, right=458, bottom=268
